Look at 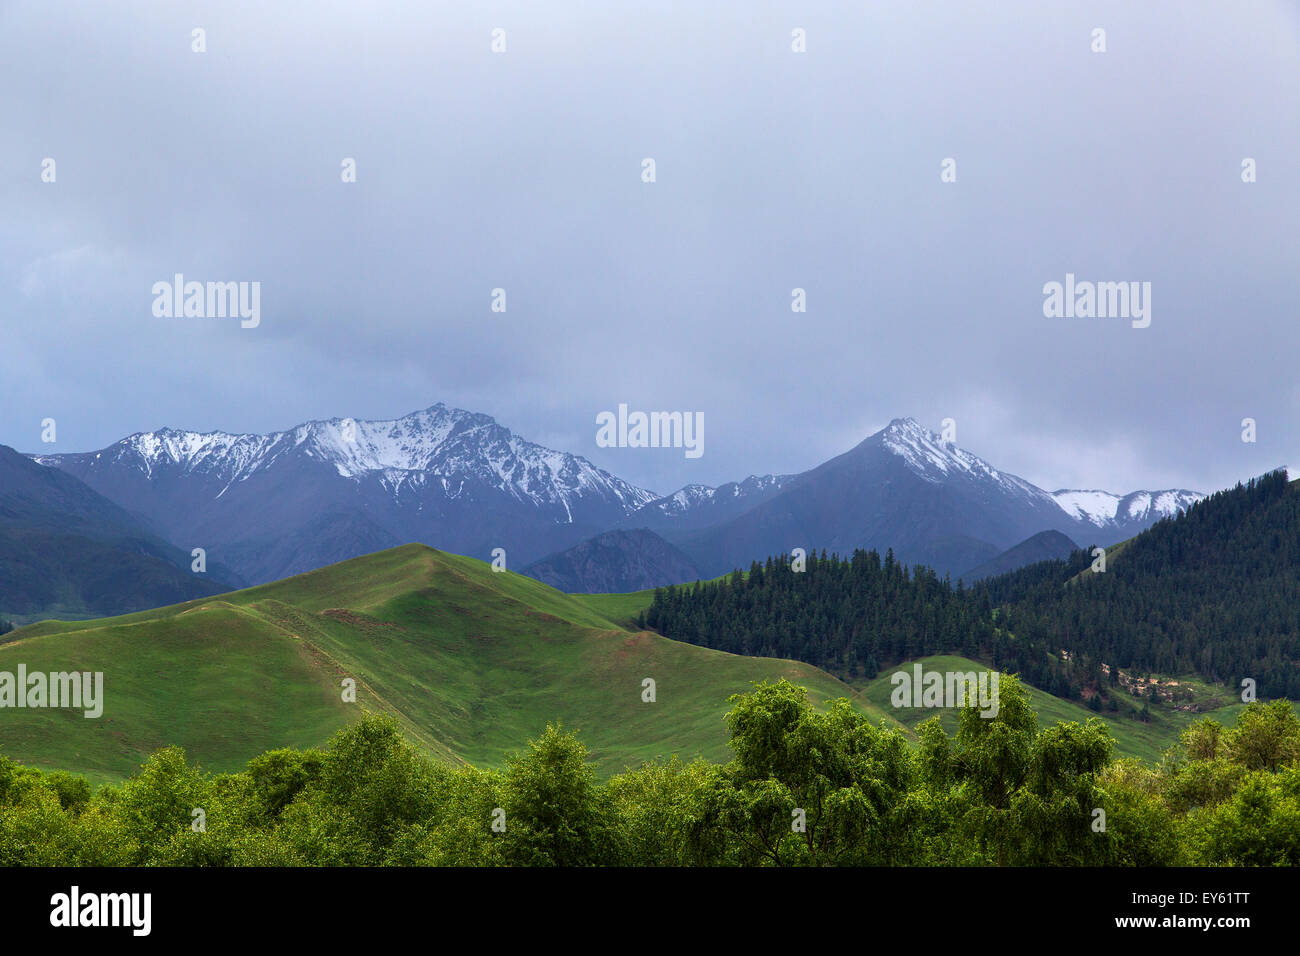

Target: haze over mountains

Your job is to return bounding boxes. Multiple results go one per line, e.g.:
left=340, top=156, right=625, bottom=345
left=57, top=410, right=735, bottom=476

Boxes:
left=32, top=404, right=655, bottom=585
left=18, top=404, right=1203, bottom=604
left=0, top=445, right=236, bottom=623
left=522, top=529, right=703, bottom=594
left=641, top=417, right=1201, bottom=581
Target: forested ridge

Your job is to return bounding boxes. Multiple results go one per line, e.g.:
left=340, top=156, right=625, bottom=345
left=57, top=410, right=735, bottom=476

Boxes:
left=641, top=547, right=996, bottom=679
left=980, top=470, right=1300, bottom=698
left=641, top=470, right=1300, bottom=703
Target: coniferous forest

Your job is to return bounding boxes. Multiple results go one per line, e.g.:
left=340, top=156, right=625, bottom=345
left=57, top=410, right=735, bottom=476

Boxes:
left=642, top=471, right=1300, bottom=702
left=982, top=470, right=1300, bottom=699
left=642, top=548, right=997, bottom=680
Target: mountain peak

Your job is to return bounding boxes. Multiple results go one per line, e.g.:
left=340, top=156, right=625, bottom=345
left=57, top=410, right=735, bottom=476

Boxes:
left=38, top=403, right=660, bottom=522
left=876, top=418, right=986, bottom=477
left=886, top=416, right=925, bottom=430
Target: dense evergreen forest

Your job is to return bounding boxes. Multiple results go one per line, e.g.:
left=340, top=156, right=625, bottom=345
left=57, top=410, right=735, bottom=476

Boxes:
left=641, top=547, right=999, bottom=679
left=640, top=549, right=1077, bottom=697
left=2, top=684, right=1298, bottom=866
left=642, top=471, right=1300, bottom=702
left=978, top=470, right=1300, bottom=699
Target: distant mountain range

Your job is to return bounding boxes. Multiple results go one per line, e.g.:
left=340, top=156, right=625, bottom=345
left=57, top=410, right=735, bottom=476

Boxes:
left=522, top=529, right=703, bottom=594
left=32, top=404, right=655, bottom=585
left=22, top=405, right=1203, bottom=599
left=961, top=530, right=1080, bottom=582
left=0, top=445, right=237, bottom=623
left=628, top=417, right=1200, bottom=581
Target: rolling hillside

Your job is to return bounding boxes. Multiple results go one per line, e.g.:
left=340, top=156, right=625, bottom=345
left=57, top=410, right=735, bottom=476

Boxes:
left=577, top=590, right=1291, bottom=764
left=0, top=544, right=886, bottom=782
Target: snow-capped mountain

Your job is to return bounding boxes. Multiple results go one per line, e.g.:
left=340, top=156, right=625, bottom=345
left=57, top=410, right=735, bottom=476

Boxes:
left=659, top=418, right=1203, bottom=579
left=875, top=419, right=1202, bottom=538
left=38, top=404, right=655, bottom=516
left=879, top=418, right=1065, bottom=505
left=31, top=408, right=1204, bottom=588
left=615, top=473, right=797, bottom=534
left=1052, top=488, right=1203, bottom=530
left=34, top=404, right=658, bottom=584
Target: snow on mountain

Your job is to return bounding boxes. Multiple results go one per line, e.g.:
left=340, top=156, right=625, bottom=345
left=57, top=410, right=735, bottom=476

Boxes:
left=1052, top=488, right=1203, bottom=527
left=31, top=406, right=1209, bottom=586
left=646, top=475, right=791, bottom=516
left=656, top=484, right=717, bottom=516
left=54, top=404, right=658, bottom=517
left=878, top=418, right=1058, bottom=505
left=876, top=419, right=1203, bottom=533
left=1051, top=489, right=1121, bottom=524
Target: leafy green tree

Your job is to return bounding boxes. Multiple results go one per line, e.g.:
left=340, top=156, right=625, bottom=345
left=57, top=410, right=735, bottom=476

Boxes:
left=1181, top=718, right=1224, bottom=761
left=706, top=680, right=918, bottom=866
left=1224, top=701, right=1300, bottom=772
left=1194, top=766, right=1300, bottom=865
left=498, top=722, right=612, bottom=866
left=605, top=757, right=722, bottom=866
left=245, top=747, right=326, bottom=819
left=384, top=765, right=505, bottom=866
left=948, top=674, right=1036, bottom=865
left=1095, top=759, right=1183, bottom=866
left=311, top=714, right=439, bottom=861
left=1013, top=718, right=1114, bottom=865
left=113, top=747, right=209, bottom=864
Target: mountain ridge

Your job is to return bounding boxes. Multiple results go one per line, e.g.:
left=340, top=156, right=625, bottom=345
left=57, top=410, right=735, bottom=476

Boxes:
left=658, top=417, right=1202, bottom=579
left=28, top=407, right=1203, bottom=588
left=32, top=404, right=660, bottom=584
left=0, top=444, right=237, bottom=622
left=522, top=528, right=704, bottom=593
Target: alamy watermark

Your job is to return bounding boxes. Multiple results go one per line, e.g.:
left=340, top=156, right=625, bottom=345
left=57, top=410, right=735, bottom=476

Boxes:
left=152, top=274, right=260, bottom=328
left=50, top=886, right=150, bottom=936
left=595, top=404, right=703, bottom=459
left=1042, top=273, right=1150, bottom=328
left=0, top=666, right=103, bottom=718
left=890, top=663, right=1000, bottom=718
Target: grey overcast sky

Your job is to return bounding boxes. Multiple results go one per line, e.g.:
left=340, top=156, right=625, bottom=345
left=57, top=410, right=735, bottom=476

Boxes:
left=1, top=0, right=1297, bottom=498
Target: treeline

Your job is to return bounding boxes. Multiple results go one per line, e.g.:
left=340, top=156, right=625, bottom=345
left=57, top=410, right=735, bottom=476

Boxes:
left=2, top=681, right=1297, bottom=866
left=976, top=470, right=1300, bottom=699
left=639, top=548, right=1067, bottom=693
left=640, top=548, right=997, bottom=680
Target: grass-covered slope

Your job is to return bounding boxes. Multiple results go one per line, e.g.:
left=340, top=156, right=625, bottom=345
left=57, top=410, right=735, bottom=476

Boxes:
left=579, top=573, right=1296, bottom=763
left=856, top=654, right=1295, bottom=765
left=0, top=544, right=885, bottom=781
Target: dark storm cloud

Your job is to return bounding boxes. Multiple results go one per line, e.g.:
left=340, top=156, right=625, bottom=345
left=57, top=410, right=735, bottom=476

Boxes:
left=2, top=0, right=1296, bottom=497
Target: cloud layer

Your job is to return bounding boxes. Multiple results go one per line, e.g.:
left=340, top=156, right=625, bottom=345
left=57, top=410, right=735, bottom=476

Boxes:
left=2, top=0, right=1296, bottom=497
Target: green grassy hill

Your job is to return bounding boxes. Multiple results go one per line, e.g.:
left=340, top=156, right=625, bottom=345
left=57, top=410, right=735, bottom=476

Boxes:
left=0, top=545, right=887, bottom=782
